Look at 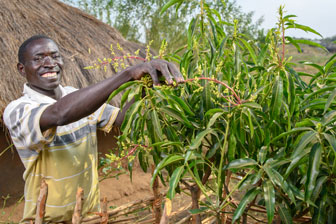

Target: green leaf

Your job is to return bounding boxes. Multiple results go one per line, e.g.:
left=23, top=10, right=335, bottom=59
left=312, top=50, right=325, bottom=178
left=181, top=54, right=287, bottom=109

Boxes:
left=263, top=180, right=275, bottom=224
left=151, top=110, right=163, bottom=141
left=323, top=89, right=336, bottom=114
left=305, top=143, right=321, bottom=201
left=251, top=169, right=263, bottom=185
left=258, top=146, right=268, bottom=164
left=239, top=38, right=257, bottom=65
left=225, top=158, right=257, bottom=170
left=257, top=43, right=268, bottom=65
left=151, top=155, right=184, bottom=187
left=160, top=106, right=192, bottom=128
left=323, top=133, right=336, bottom=154
left=294, top=39, right=327, bottom=52
left=300, top=99, right=335, bottom=111
left=190, top=129, right=213, bottom=150
left=285, top=70, right=296, bottom=114
left=247, top=109, right=254, bottom=137
left=278, top=204, right=293, bottom=224
left=203, top=82, right=212, bottom=111
left=284, top=14, right=297, bottom=20
left=121, top=100, right=142, bottom=132
left=285, top=36, right=302, bottom=52
left=312, top=189, right=327, bottom=224
left=205, top=108, right=225, bottom=117
left=206, top=112, right=223, bottom=129
left=292, top=131, right=317, bottom=158
left=285, top=146, right=310, bottom=177
left=299, top=61, right=324, bottom=74
left=189, top=207, right=209, bottom=215
left=322, top=110, right=336, bottom=126
left=120, top=88, right=132, bottom=108
left=271, top=127, right=313, bottom=144
left=311, top=176, right=328, bottom=202
left=264, top=167, right=296, bottom=204
left=286, top=23, right=322, bottom=38
left=242, top=102, right=262, bottom=110
left=295, top=119, right=315, bottom=127
left=167, top=166, right=185, bottom=199
left=184, top=150, right=198, bottom=164
left=228, top=134, right=237, bottom=162
left=168, top=95, right=195, bottom=116
left=324, top=57, right=336, bottom=73
left=232, top=188, right=260, bottom=223
left=160, top=0, right=183, bottom=15
left=107, top=81, right=137, bottom=103
left=270, top=76, right=283, bottom=119
left=151, top=141, right=183, bottom=148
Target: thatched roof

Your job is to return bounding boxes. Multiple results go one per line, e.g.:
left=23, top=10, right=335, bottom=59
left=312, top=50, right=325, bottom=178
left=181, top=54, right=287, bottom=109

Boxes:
left=0, top=0, right=147, bottom=117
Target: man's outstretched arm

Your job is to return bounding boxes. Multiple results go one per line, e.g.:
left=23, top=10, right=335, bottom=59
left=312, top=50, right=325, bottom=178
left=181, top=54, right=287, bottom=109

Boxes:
left=40, top=59, right=184, bottom=132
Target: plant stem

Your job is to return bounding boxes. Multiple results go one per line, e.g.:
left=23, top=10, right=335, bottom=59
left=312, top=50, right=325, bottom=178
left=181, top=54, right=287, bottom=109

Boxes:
left=217, top=120, right=230, bottom=202
left=72, top=187, right=84, bottom=224
left=185, top=77, right=241, bottom=104
left=0, top=144, right=13, bottom=158
left=35, top=179, right=48, bottom=224
left=151, top=165, right=162, bottom=224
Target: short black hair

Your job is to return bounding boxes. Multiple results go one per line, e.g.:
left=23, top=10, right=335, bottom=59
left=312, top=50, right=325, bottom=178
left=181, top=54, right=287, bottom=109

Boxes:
left=18, top=35, right=54, bottom=64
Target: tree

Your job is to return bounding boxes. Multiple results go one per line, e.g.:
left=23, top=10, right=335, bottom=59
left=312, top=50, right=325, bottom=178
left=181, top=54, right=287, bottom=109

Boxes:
left=62, top=0, right=263, bottom=52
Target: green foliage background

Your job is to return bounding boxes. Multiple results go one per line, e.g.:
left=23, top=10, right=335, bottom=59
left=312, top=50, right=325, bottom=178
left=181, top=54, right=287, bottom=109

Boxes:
left=64, top=0, right=336, bottom=223
left=103, top=1, right=335, bottom=223
left=62, top=0, right=263, bottom=52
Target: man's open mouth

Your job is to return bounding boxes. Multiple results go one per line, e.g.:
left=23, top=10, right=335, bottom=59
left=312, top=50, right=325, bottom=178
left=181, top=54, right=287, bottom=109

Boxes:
left=41, top=72, right=58, bottom=78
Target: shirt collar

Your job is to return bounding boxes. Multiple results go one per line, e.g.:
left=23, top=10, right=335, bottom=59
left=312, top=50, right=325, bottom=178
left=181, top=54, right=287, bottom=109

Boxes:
left=23, top=84, right=66, bottom=104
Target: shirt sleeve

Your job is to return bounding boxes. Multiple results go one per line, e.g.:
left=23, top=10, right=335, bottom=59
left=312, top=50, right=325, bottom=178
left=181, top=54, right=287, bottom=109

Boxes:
left=3, top=102, right=56, bottom=153
left=92, top=103, right=120, bottom=133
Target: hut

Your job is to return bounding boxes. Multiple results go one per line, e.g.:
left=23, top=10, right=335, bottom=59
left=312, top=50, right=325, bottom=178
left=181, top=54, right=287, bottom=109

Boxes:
left=0, top=0, right=147, bottom=205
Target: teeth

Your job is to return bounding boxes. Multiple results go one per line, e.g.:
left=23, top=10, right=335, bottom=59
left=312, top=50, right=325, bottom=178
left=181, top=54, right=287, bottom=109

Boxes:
left=41, top=72, right=57, bottom=78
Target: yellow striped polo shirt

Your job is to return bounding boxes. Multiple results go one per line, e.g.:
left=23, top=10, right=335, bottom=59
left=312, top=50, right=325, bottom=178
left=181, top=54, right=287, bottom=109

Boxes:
left=3, top=84, right=119, bottom=223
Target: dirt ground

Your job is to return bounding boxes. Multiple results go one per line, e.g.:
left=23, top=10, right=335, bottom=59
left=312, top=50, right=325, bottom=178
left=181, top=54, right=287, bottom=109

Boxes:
left=0, top=167, right=269, bottom=224
left=0, top=168, right=162, bottom=223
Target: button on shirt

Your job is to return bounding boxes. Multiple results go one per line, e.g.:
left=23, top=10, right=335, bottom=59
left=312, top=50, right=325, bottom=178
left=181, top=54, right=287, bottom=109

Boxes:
left=3, top=84, right=119, bottom=222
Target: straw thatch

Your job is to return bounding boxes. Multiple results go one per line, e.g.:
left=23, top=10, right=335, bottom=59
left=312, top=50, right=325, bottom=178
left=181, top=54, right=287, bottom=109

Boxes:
left=0, top=0, right=147, bottom=117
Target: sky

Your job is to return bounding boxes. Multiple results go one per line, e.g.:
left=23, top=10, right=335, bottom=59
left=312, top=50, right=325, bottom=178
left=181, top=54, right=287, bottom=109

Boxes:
left=235, top=0, right=336, bottom=39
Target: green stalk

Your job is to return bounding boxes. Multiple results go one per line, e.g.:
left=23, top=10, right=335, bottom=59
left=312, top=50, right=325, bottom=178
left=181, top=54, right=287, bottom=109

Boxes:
left=217, top=120, right=230, bottom=202
left=186, top=162, right=213, bottom=207
left=219, top=169, right=253, bottom=210
left=0, top=144, right=13, bottom=158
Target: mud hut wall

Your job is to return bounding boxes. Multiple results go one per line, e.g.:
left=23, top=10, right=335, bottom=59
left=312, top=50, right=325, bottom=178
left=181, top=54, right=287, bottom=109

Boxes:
left=0, top=129, right=25, bottom=201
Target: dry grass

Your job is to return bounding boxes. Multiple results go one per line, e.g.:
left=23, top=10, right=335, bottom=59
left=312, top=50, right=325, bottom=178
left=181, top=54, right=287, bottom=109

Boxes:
left=286, top=44, right=333, bottom=74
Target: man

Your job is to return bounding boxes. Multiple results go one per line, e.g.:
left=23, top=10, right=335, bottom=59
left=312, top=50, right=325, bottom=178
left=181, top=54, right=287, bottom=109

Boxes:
left=3, top=35, right=183, bottom=222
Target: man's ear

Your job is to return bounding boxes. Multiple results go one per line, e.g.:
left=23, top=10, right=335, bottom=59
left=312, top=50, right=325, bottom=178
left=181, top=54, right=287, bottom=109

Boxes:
left=17, top=63, right=26, bottom=77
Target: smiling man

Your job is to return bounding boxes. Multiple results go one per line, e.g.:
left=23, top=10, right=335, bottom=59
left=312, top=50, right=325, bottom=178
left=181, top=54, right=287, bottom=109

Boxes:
left=4, top=35, right=183, bottom=223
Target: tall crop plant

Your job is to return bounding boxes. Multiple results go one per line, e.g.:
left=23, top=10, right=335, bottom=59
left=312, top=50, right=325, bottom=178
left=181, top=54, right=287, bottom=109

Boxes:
left=104, top=1, right=336, bottom=223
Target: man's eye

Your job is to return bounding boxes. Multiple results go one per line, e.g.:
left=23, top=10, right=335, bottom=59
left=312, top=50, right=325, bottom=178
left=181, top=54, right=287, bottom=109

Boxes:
left=53, top=55, right=61, bottom=59
left=34, top=56, right=43, bottom=61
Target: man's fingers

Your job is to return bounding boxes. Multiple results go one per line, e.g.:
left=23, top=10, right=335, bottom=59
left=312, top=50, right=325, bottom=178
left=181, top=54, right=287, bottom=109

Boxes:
left=158, top=63, right=173, bottom=85
left=143, top=59, right=184, bottom=85
left=148, top=68, right=160, bottom=85
left=167, top=63, right=184, bottom=83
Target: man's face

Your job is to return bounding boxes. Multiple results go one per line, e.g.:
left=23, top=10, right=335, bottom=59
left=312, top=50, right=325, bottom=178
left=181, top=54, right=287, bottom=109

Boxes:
left=18, top=38, right=64, bottom=95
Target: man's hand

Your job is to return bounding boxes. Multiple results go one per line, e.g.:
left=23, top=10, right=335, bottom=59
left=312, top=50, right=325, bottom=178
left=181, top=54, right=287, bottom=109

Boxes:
left=129, top=59, right=184, bottom=85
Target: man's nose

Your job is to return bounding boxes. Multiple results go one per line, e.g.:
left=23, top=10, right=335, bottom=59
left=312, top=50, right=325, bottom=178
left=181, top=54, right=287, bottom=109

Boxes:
left=43, top=56, right=56, bottom=67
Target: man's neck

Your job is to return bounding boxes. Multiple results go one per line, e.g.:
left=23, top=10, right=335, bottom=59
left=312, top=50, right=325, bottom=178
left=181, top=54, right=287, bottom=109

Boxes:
left=27, top=84, right=63, bottom=100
